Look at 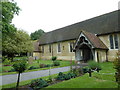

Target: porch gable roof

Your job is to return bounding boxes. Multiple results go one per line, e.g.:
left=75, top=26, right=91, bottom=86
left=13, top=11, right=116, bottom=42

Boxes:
left=74, top=31, right=108, bottom=50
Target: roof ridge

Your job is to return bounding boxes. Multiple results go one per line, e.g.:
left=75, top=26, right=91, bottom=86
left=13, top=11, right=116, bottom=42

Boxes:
left=39, top=10, right=119, bottom=45
left=42, top=10, right=118, bottom=35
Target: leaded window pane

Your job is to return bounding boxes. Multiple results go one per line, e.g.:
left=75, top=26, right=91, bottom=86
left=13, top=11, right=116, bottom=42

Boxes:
left=70, top=42, right=74, bottom=52
left=109, top=35, right=114, bottom=49
left=42, top=46, right=44, bottom=53
left=49, top=44, right=51, bottom=53
left=58, top=43, right=61, bottom=52
left=114, top=34, right=118, bottom=49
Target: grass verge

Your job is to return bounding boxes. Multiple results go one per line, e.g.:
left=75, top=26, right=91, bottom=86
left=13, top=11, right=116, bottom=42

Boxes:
left=46, top=73, right=117, bottom=88
left=46, top=62, right=117, bottom=88
left=1, top=60, right=74, bottom=76
left=1, top=71, right=69, bottom=89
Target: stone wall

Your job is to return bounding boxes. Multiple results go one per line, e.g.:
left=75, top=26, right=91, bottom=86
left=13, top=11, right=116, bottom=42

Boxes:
left=94, top=49, right=107, bottom=62
left=36, top=32, right=120, bottom=61
left=98, top=33, right=120, bottom=61
left=33, top=52, right=41, bottom=60
left=40, top=40, right=75, bottom=60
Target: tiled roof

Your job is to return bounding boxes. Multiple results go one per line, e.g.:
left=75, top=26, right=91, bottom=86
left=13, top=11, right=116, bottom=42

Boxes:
left=39, top=10, right=120, bottom=45
left=82, top=31, right=108, bottom=49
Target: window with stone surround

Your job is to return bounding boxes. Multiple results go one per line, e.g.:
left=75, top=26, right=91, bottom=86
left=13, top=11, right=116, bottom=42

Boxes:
left=109, top=34, right=119, bottom=49
left=69, top=42, right=74, bottom=52
left=49, top=44, right=51, bottom=53
left=42, top=46, right=44, bottom=53
left=58, top=43, right=61, bottom=53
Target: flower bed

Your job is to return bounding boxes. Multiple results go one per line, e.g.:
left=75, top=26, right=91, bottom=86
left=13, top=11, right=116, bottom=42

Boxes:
left=29, top=63, right=102, bottom=89
left=29, top=67, right=84, bottom=89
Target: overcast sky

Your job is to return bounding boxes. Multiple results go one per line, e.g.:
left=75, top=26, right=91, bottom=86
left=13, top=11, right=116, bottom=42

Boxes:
left=12, top=0, right=119, bottom=34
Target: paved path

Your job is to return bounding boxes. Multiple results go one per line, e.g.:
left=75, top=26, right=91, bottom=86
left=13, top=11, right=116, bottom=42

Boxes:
left=1, top=66, right=70, bottom=85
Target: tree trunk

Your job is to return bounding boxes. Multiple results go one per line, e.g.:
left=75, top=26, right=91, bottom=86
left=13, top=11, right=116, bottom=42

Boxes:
left=16, top=72, right=21, bottom=89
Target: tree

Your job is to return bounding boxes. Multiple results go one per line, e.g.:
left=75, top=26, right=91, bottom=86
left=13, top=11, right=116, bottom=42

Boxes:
left=14, top=30, right=33, bottom=53
left=1, top=1, right=20, bottom=60
left=30, top=29, right=45, bottom=40
left=12, top=60, right=27, bottom=88
left=2, top=30, right=33, bottom=61
left=1, top=1, right=20, bottom=34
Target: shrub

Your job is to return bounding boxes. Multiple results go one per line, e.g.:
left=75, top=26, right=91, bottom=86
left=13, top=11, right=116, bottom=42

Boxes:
left=12, top=60, right=27, bottom=88
left=88, top=60, right=101, bottom=70
left=46, top=77, right=53, bottom=83
left=64, top=74, right=71, bottom=80
left=12, top=60, right=27, bottom=73
left=28, top=66, right=39, bottom=70
left=82, top=66, right=89, bottom=73
left=3, top=59, right=11, bottom=65
left=51, top=56, right=57, bottom=61
left=72, top=67, right=83, bottom=76
left=57, top=75, right=65, bottom=81
left=58, top=72, right=64, bottom=76
left=56, top=72, right=76, bottom=81
left=67, top=72, right=76, bottom=78
left=45, top=64, right=52, bottom=67
left=39, top=64, right=46, bottom=68
left=56, top=72, right=65, bottom=80
left=30, top=78, right=48, bottom=89
left=114, top=51, right=120, bottom=88
left=53, top=61, right=60, bottom=66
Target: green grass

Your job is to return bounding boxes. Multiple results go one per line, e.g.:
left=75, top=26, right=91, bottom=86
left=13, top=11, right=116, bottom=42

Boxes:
left=46, top=62, right=118, bottom=88
left=1, top=62, right=117, bottom=89
left=0, top=60, right=74, bottom=75
left=33, top=59, right=73, bottom=67
left=46, top=74, right=117, bottom=88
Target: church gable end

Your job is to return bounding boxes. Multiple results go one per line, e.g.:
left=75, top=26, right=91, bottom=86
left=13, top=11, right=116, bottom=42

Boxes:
left=74, top=31, right=108, bottom=50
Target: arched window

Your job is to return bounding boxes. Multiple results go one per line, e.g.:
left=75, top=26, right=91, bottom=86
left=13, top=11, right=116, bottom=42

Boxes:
left=109, top=34, right=119, bottom=49
left=114, top=34, right=118, bottom=49
left=69, top=42, right=74, bottom=52
left=42, top=46, right=44, bottom=53
left=58, top=43, right=61, bottom=52
left=109, top=35, right=114, bottom=49
left=49, top=44, right=51, bottom=53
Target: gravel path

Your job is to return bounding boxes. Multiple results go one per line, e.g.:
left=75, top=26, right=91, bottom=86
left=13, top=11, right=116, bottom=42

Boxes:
left=1, top=66, right=70, bottom=85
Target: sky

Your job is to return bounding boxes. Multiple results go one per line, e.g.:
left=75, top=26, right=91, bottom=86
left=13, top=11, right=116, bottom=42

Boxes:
left=12, top=0, right=119, bottom=34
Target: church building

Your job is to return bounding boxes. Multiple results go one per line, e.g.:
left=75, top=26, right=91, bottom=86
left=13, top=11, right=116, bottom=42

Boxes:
left=33, top=10, right=120, bottom=62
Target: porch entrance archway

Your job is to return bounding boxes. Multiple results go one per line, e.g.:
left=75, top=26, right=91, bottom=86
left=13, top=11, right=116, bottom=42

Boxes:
left=79, top=44, right=93, bottom=62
